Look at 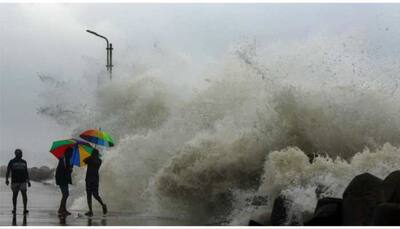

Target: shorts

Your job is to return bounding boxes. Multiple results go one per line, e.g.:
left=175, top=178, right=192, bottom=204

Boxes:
left=86, top=181, right=99, bottom=193
left=11, top=183, right=27, bottom=192
left=59, top=184, right=69, bottom=197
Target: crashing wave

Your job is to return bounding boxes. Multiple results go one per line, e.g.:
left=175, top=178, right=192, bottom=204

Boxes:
left=38, top=32, right=400, bottom=224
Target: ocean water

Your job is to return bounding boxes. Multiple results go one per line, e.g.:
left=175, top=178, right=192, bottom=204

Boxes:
left=37, top=33, right=400, bottom=225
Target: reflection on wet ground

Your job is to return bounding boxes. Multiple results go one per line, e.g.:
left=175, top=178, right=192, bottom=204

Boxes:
left=11, top=214, right=27, bottom=226
left=1, top=179, right=192, bottom=226
left=87, top=217, right=107, bottom=226
left=4, top=209, right=192, bottom=226
left=58, top=215, right=107, bottom=226
left=5, top=210, right=192, bottom=226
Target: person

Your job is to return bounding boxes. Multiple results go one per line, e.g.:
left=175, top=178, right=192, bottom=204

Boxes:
left=6, top=149, right=31, bottom=215
left=55, top=147, right=73, bottom=216
left=83, top=148, right=107, bottom=216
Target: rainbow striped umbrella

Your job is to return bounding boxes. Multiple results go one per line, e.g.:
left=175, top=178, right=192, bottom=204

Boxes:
left=50, top=139, right=77, bottom=159
left=50, top=139, right=95, bottom=167
left=70, top=142, right=95, bottom=167
left=79, top=129, right=114, bottom=147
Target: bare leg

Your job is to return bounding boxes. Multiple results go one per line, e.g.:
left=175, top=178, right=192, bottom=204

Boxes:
left=58, top=194, right=68, bottom=214
left=86, top=191, right=93, bottom=213
left=12, top=214, right=16, bottom=226
left=23, top=214, right=27, bottom=226
left=92, top=192, right=105, bottom=206
left=21, top=190, right=28, bottom=213
left=93, top=191, right=107, bottom=214
left=58, top=197, right=64, bottom=213
left=61, top=195, right=67, bottom=212
left=58, top=185, right=69, bottom=215
left=12, top=191, right=18, bottom=213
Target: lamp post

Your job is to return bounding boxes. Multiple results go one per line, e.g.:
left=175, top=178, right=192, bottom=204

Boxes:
left=86, top=29, right=113, bottom=80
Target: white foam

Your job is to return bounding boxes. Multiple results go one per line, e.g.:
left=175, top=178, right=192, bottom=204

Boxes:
left=37, top=32, right=400, bottom=224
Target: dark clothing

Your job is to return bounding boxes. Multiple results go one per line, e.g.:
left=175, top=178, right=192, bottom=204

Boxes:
left=83, top=155, right=106, bottom=214
left=11, top=182, right=27, bottom=192
left=55, top=156, right=73, bottom=186
left=59, top=184, right=69, bottom=197
left=55, top=153, right=73, bottom=215
left=84, top=156, right=102, bottom=184
left=86, top=180, right=99, bottom=193
left=6, top=158, right=29, bottom=184
left=58, top=184, right=69, bottom=214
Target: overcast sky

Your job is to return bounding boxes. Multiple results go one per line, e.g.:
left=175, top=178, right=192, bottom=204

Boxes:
left=1, top=3, right=400, bottom=166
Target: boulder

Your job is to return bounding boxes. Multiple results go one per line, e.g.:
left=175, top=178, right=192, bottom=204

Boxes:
left=270, top=195, right=290, bottom=226
left=305, top=197, right=342, bottom=226
left=248, top=220, right=264, bottom=226
left=270, top=195, right=301, bottom=226
left=28, top=166, right=54, bottom=181
left=372, top=203, right=400, bottom=226
left=30, top=167, right=40, bottom=181
left=382, top=170, right=400, bottom=203
left=342, top=173, right=385, bottom=225
left=39, top=166, right=51, bottom=174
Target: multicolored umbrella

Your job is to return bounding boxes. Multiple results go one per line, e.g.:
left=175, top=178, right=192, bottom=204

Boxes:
left=50, top=139, right=78, bottom=159
left=70, top=142, right=95, bottom=167
left=79, top=129, right=114, bottom=147
left=50, top=139, right=95, bottom=167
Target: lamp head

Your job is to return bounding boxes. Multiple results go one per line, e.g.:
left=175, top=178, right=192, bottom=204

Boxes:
left=86, top=30, right=98, bottom=36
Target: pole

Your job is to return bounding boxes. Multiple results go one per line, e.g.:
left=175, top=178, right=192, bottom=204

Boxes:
left=86, top=30, right=113, bottom=148
left=106, top=43, right=109, bottom=72
left=109, top=43, right=113, bottom=80
left=86, top=29, right=113, bottom=81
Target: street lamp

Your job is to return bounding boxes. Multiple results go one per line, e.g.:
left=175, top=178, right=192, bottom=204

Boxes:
left=86, top=29, right=113, bottom=80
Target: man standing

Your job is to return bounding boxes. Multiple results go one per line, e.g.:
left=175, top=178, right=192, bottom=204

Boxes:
left=6, top=149, right=31, bottom=215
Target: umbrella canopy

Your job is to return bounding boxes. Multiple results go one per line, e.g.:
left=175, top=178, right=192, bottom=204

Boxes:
left=80, top=129, right=114, bottom=147
left=71, top=143, right=95, bottom=167
left=50, top=139, right=77, bottom=159
left=50, top=139, right=95, bottom=167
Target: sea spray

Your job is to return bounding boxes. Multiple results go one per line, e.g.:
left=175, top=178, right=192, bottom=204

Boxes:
left=229, top=143, right=400, bottom=225
left=37, top=32, right=400, bottom=224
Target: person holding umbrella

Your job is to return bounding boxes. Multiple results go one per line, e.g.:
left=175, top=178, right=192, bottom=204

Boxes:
left=55, top=147, right=73, bottom=216
left=49, top=129, right=112, bottom=216
left=79, top=129, right=113, bottom=216
left=50, top=138, right=106, bottom=216
left=83, top=148, right=107, bottom=216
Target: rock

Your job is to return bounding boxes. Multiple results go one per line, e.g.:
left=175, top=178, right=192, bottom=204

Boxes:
left=372, top=203, right=400, bottom=226
left=270, top=195, right=301, bottom=226
left=39, top=166, right=51, bottom=174
left=29, top=166, right=54, bottom=181
left=305, top=197, right=342, bottom=226
left=342, top=173, right=385, bottom=226
left=382, top=170, right=400, bottom=203
left=248, top=220, right=264, bottom=226
left=270, top=195, right=290, bottom=226
left=30, top=167, right=40, bottom=181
